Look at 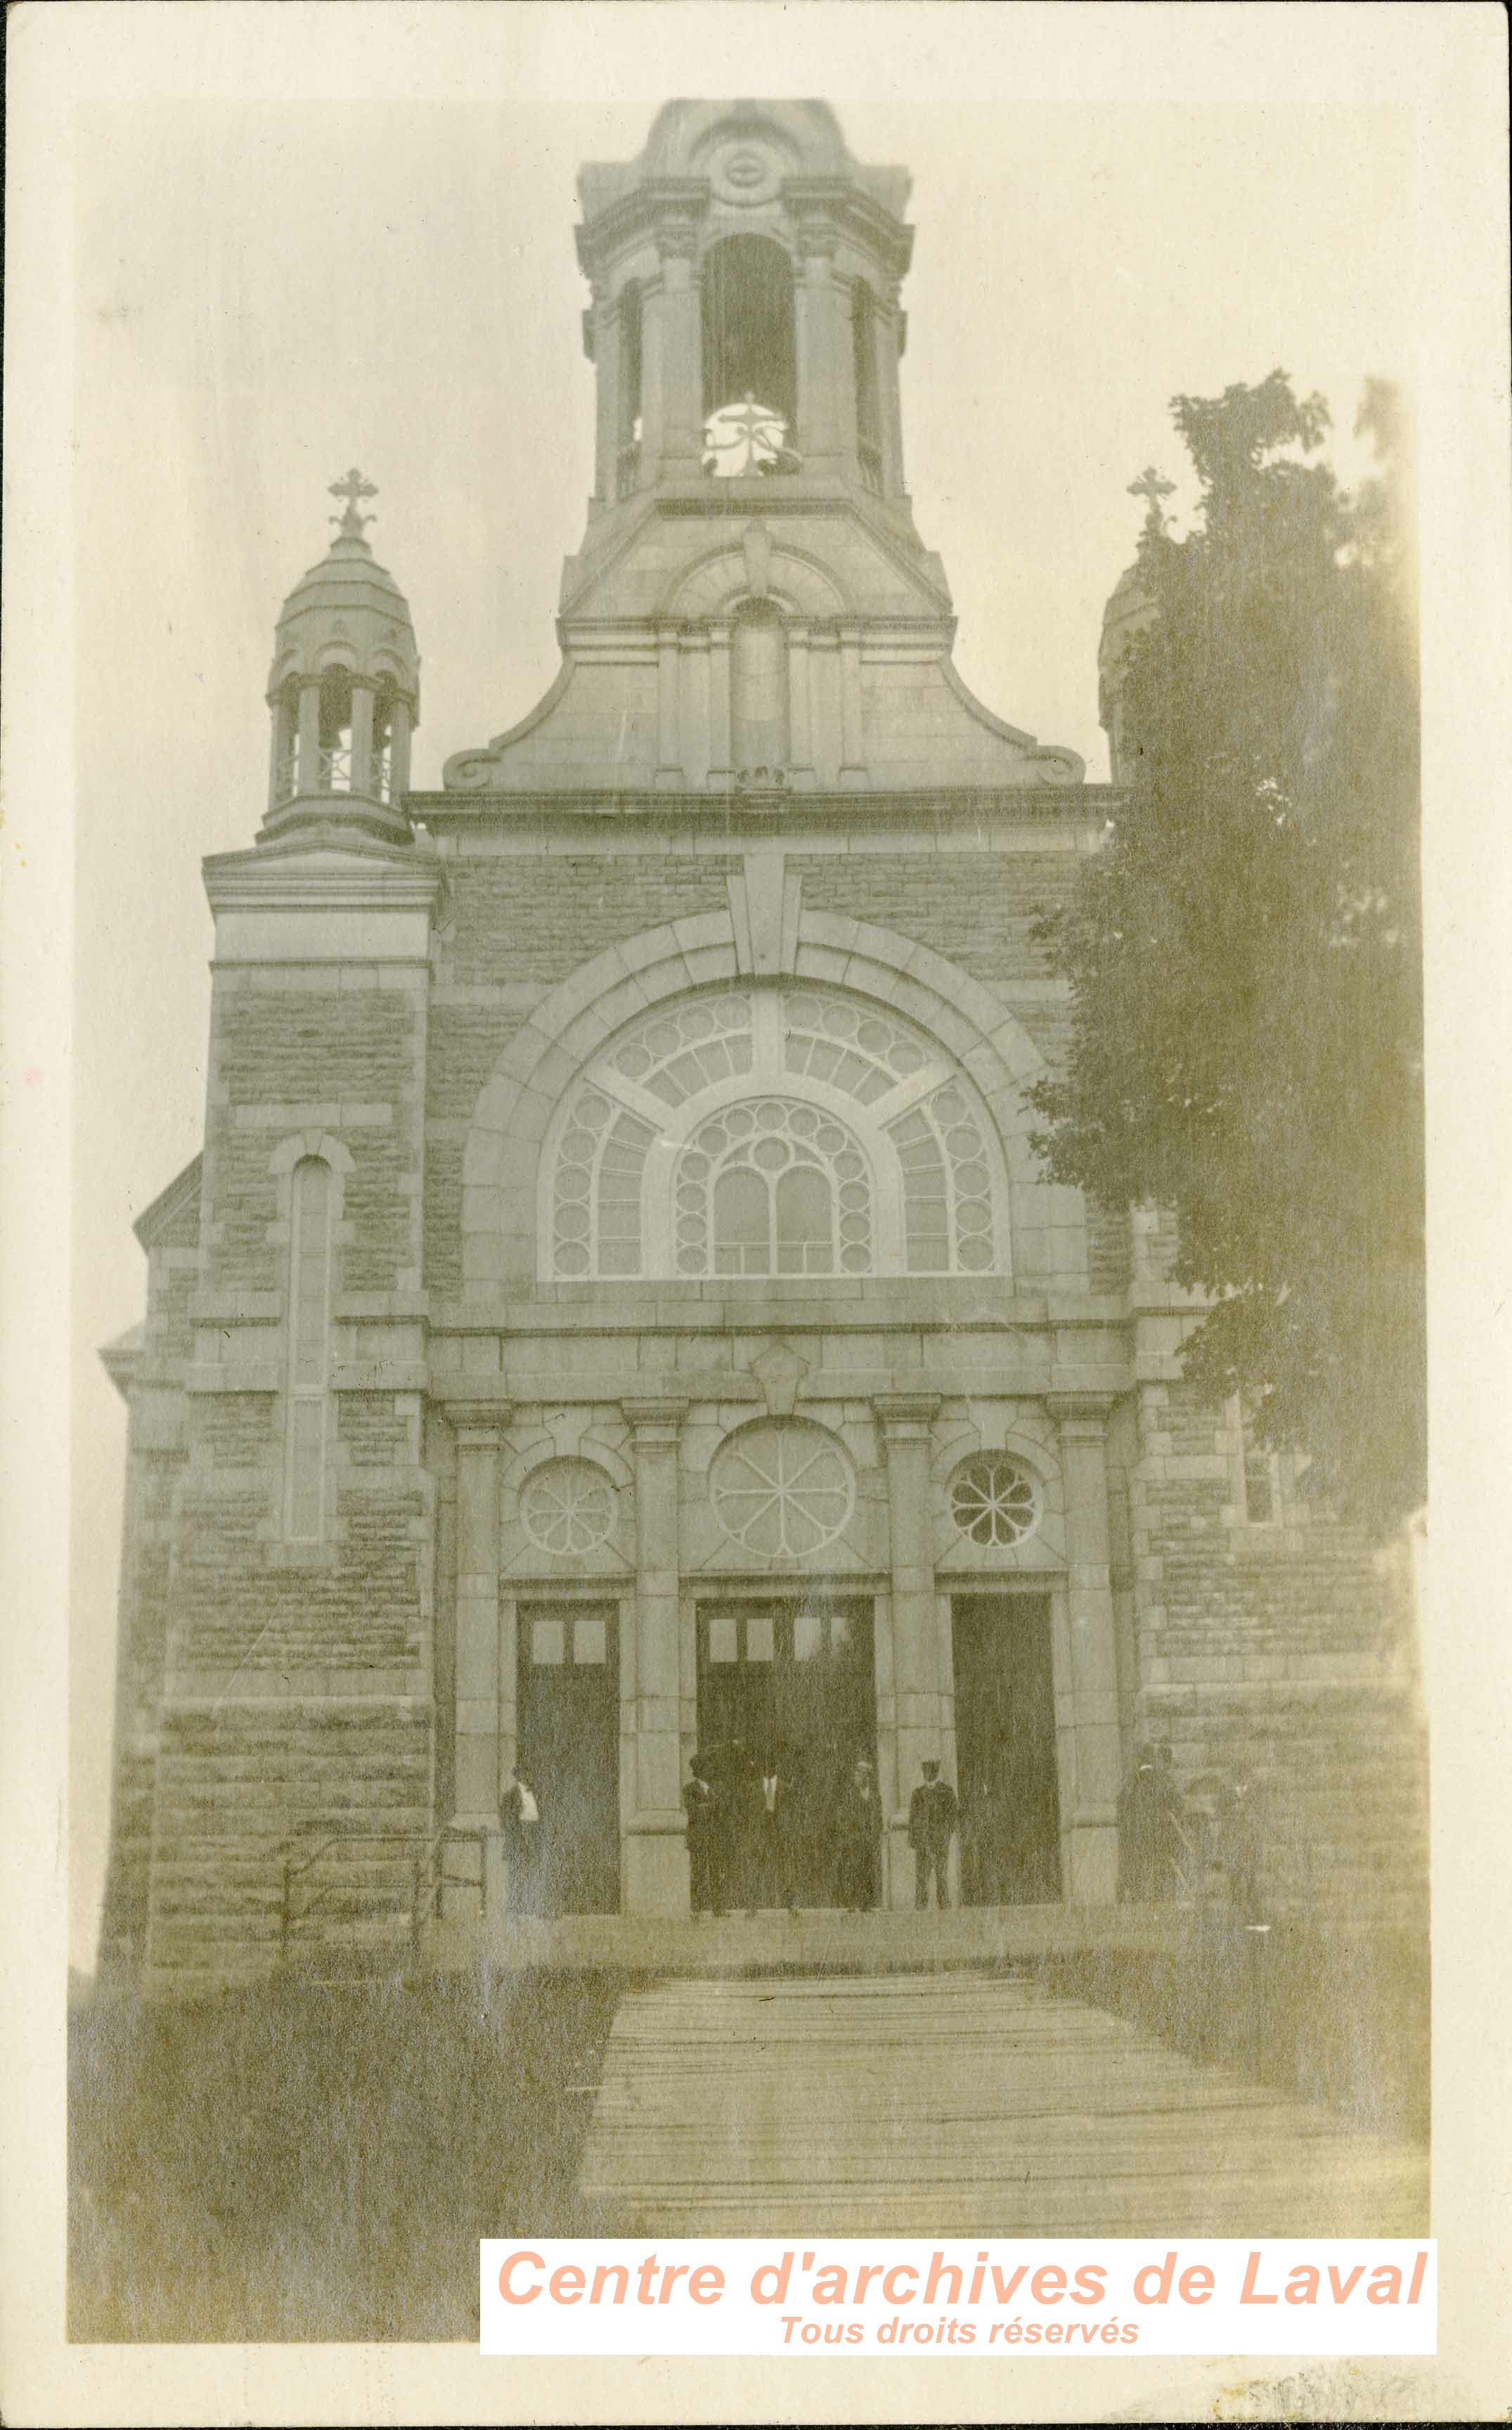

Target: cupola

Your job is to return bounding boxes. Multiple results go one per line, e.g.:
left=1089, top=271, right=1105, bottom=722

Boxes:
left=1097, top=468, right=1170, bottom=785
left=262, top=470, right=420, bottom=842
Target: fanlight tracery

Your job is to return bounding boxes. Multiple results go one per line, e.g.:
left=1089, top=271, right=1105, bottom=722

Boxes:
left=543, top=986, right=1009, bottom=1282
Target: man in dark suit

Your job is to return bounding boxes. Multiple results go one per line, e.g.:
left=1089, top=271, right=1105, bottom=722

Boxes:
left=909, top=1757, right=958, bottom=1908
left=746, top=1749, right=801, bottom=1917
left=683, top=1752, right=719, bottom=1915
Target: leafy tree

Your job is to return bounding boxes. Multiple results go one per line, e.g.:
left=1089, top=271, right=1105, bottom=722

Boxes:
left=1029, top=370, right=1423, bottom=1535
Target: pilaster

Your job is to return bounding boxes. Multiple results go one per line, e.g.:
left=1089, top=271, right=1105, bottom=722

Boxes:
left=1047, top=1390, right=1122, bottom=1904
left=451, top=1403, right=509, bottom=1838
left=622, top=1394, right=691, bottom=1913
left=874, top=1392, right=943, bottom=1908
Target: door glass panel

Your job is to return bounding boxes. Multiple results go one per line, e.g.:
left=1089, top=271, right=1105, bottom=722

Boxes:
left=708, top=1612, right=738, bottom=1665
left=745, top=1609, right=775, bottom=1662
left=793, top=1607, right=824, bottom=1663
left=531, top=1617, right=565, bottom=1666
left=573, top=1616, right=607, bottom=1665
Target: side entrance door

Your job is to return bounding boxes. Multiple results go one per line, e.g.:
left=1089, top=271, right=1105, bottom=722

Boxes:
left=950, top=1593, right=1062, bottom=1905
left=516, top=1600, right=621, bottom=1914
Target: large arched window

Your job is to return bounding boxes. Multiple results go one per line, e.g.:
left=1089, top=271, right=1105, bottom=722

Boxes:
left=541, top=988, right=1008, bottom=1282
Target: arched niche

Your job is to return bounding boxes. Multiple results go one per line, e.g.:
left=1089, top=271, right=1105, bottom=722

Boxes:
left=730, top=600, right=789, bottom=773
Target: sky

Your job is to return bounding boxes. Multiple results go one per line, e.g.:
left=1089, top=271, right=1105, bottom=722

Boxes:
left=62, top=12, right=1421, bottom=1971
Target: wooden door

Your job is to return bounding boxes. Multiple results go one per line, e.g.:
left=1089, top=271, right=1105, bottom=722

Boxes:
left=517, top=1601, right=621, bottom=1914
left=950, top=1593, right=1061, bottom=1905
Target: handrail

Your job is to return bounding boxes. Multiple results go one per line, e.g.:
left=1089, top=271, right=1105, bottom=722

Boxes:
left=278, top=1816, right=498, bottom=1969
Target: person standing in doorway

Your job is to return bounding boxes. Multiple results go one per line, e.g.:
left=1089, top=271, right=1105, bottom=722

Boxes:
left=909, top=1758, right=958, bottom=1909
left=748, top=1749, right=801, bottom=1918
left=683, top=1753, right=718, bottom=1917
left=502, top=1763, right=541, bottom=1917
left=839, top=1756, right=884, bottom=1911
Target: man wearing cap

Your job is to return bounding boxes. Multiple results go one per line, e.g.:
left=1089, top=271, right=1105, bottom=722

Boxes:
left=908, top=1758, right=958, bottom=1909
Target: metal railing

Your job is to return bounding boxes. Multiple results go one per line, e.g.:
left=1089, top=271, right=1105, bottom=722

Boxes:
left=277, top=1818, right=498, bottom=1974
left=277, top=1830, right=347, bottom=1964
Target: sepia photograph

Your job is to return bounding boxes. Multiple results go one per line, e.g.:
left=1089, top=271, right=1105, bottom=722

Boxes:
left=4, top=4, right=1509, bottom=2422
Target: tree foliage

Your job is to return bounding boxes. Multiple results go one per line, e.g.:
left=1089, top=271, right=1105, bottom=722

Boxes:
left=1029, top=371, right=1423, bottom=1535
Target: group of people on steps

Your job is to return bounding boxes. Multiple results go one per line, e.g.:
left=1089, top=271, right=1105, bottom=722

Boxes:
left=682, top=1742, right=962, bottom=1917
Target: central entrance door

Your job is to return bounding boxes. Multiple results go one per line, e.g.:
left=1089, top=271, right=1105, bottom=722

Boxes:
left=517, top=1600, right=621, bottom=1914
left=696, top=1595, right=876, bottom=1908
left=950, top=1593, right=1062, bottom=1905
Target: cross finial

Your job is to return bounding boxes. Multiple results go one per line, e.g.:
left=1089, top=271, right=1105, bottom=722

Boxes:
left=328, top=465, right=378, bottom=539
left=1127, top=465, right=1175, bottom=536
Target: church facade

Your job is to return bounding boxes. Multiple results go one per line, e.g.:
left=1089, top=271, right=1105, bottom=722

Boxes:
left=101, top=103, right=1424, bottom=1988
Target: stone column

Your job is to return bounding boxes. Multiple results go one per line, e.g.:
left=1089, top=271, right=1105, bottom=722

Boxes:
left=680, top=625, right=711, bottom=785
left=451, top=1403, right=508, bottom=1914
left=266, top=690, right=292, bottom=812
left=349, top=678, right=375, bottom=799
left=648, top=231, right=704, bottom=477
left=874, top=1394, right=942, bottom=1910
left=1047, top=1391, right=1122, bottom=1904
left=874, top=294, right=907, bottom=496
left=654, top=623, right=683, bottom=790
left=389, top=698, right=412, bottom=798
left=838, top=621, right=867, bottom=788
left=808, top=626, right=841, bottom=784
left=706, top=623, right=733, bottom=788
left=296, top=679, right=322, bottom=796
left=793, top=233, right=842, bottom=470
left=592, top=293, right=620, bottom=503
left=787, top=624, right=815, bottom=788
left=622, top=1395, right=690, bottom=1914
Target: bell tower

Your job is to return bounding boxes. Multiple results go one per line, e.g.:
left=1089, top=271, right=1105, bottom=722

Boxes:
left=576, top=99, right=912, bottom=510
left=444, top=99, right=1082, bottom=797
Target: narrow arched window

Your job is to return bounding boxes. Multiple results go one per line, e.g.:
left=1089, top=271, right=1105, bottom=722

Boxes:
left=713, top=1165, right=770, bottom=1275
left=731, top=600, right=789, bottom=776
left=317, top=671, right=354, bottom=794
left=712, top=1154, right=837, bottom=1277
left=285, top=1157, right=332, bottom=1538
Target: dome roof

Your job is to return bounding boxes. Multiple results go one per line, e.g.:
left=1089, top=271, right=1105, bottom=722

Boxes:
left=267, top=512, right=420, bottom=712
left=579, top=98, right=910, bottom=227
left=1098, top=554, right=1158, bottom=682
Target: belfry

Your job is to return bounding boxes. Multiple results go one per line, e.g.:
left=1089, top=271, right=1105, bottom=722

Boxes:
left=101, top=102, right=1423, bottom=1984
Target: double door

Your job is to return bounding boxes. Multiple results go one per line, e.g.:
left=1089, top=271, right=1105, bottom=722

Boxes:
left=696, top=1595, right=877, bottom=1908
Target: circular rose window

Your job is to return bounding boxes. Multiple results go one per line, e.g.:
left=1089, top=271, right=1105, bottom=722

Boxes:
left=520, top=1459, right=616, bottom=1557
left=949, top=1453, right=1038, bottom=1548
left=709, top=1420, right=854, bottom=1560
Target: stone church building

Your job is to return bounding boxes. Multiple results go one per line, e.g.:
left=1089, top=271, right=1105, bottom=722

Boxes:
left=101, top=101, right=1423, bottom=1986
